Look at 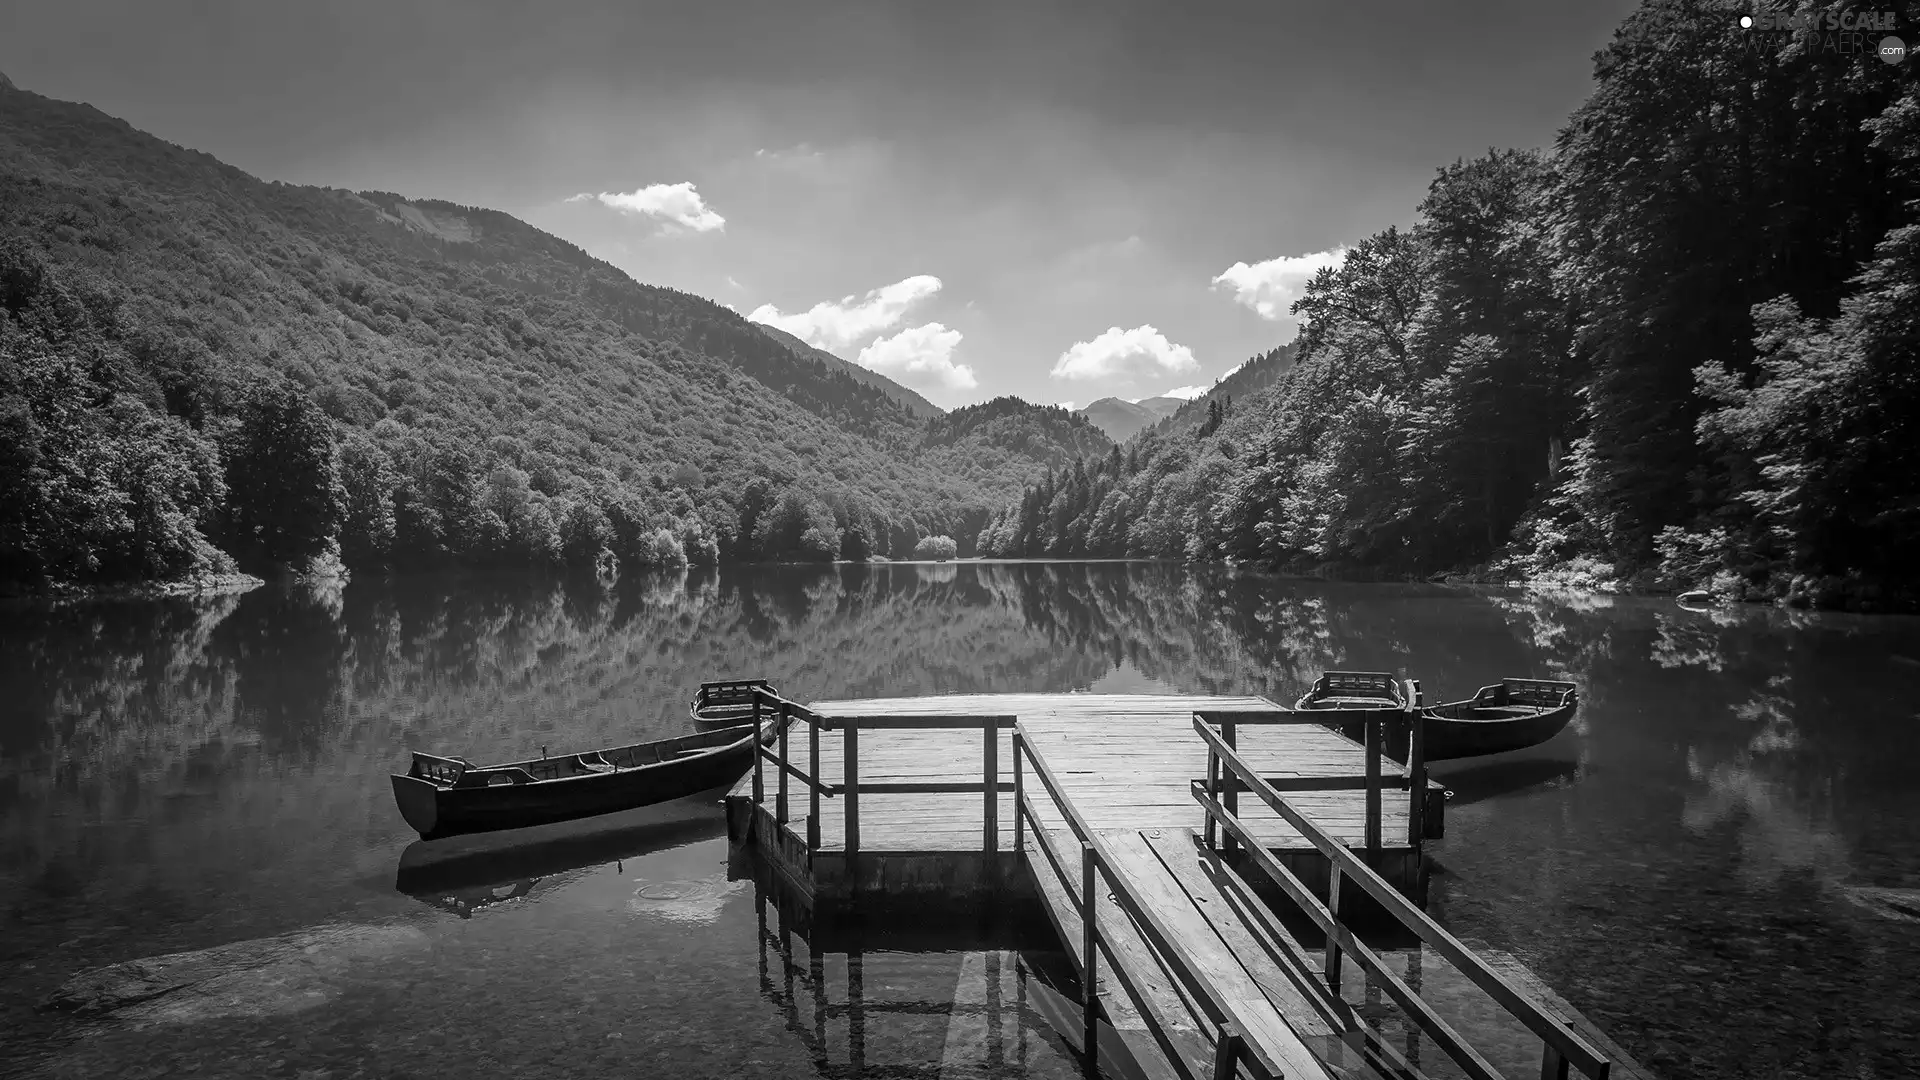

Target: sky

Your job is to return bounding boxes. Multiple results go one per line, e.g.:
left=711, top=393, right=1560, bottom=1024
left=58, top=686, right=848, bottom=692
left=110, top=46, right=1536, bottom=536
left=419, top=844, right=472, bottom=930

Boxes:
left=2, top=0, right=1641, bottom=410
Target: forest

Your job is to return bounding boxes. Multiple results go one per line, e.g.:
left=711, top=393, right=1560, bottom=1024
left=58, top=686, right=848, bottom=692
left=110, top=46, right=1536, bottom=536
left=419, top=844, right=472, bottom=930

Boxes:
left=0, top=82, right=1109, bottom=592
left=4, top=0, right=1917, bottom=610
left=980, top=0, right=1920, bottom=611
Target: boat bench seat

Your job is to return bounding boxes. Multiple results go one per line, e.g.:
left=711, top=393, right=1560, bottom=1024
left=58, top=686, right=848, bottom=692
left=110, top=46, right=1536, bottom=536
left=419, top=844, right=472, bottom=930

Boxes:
left=1473, top=706, right=1538, bottom=717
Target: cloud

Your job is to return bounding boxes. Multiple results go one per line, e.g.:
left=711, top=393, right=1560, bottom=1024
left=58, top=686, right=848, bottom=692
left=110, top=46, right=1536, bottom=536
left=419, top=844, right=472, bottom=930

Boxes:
left=1050, top=324, right=1199, bottom=382
left=1210, top=247, right=1347, bottom=325
left=1154, top=384, right=1210, bottom=401
left=748, top=275, right=943, bottom=351
left=568, top=182, right=726, bottom=232
left=754, top=144, right=825, bottom=170
left=1057, top=401, right=1077, bottom=412
left=725, top=275, right=745, bottom=291
left=856, top=323, right=976, bottom=391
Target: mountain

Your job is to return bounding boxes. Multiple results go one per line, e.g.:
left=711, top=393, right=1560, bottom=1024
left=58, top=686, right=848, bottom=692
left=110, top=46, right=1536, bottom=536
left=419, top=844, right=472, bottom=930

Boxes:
left=0, top=82, right=1093, bottom=586
left=755, top=324, right=942, bottom=419
left=1147, top=341, right=1298, bottom=437
left=1076, top=395, right=1185, bottom=441
left=924, top=396, right=1112, bottom=465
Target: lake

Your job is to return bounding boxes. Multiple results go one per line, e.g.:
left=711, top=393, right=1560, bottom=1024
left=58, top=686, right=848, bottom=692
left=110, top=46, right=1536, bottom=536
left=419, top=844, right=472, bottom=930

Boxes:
left=3, top=562, right=1917, bottom=1079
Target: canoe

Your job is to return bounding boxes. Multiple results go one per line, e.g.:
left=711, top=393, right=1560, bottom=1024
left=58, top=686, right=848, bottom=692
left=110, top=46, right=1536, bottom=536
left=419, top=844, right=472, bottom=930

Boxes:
left=691, top=678, right=778, bottom=729
left=1418, top=678, right=1578, bottom=761
left=390, top=721, right=774, bottom=841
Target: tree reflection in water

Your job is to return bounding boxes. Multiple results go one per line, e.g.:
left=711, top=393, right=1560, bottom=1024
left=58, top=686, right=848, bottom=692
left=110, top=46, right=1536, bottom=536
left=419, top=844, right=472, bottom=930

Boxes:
left=4, top=565, right=1919, bottom=1078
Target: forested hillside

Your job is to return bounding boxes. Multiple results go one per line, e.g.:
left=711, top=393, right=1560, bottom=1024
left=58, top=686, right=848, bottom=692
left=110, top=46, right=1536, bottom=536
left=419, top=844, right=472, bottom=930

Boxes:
left=981, top=0, right=1920, bottom=611
left=0, top=81, right=1091, bottom=591
left=1146, top=342, right=1297, bottom=438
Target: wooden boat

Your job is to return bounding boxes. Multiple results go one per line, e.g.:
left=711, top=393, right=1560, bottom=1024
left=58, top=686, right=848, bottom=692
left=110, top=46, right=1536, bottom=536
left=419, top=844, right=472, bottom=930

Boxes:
left=691, top=678, right=778, bottom=729
left=1292, top=670, right=1578, bottom=762
left=390, top=721, right=774, bottom=841
left=1291, top=670, right=1419, bottom=758
left=1292, top=670, right=1408, bottom=713
left=1418, top=679, right=1578, bottom=761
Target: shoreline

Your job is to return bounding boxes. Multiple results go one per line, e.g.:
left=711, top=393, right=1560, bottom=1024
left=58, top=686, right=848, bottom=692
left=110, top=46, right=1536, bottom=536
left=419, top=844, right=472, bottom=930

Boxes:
left=0, top=571, right=267, bottom=607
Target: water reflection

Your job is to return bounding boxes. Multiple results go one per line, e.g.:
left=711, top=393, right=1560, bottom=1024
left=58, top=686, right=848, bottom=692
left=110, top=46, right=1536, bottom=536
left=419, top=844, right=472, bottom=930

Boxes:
left=3, top=566, right=1920, bottom=1078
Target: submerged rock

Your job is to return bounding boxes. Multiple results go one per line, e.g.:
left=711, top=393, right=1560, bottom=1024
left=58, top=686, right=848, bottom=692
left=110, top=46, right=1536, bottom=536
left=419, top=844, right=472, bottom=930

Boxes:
left=41, top=922, right=430, bottom=1025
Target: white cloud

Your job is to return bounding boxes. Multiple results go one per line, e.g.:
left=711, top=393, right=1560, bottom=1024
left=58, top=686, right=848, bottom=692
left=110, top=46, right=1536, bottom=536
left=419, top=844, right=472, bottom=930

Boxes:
left=748, top=275, right=943, bottom=351
left=1057, top=401, right=1078, bottom=412
left=568, top=182, right=726, bottom=232
left=725, top=275, right=745, bottom=291
left=1210, top=247, right=1347, bottom=325
left=1154, top=384, right=1210, bottom=401
left=1050, top=324, right=1199, bottom=382
left=855, top=323, right=976, bottom=391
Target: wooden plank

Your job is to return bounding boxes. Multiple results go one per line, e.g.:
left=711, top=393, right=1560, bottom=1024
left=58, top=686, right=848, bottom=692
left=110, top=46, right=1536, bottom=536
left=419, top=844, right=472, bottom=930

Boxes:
left=1025, top=826, right=1204, bottom=1080
left=1099, top=830, right=1338, bottom=1080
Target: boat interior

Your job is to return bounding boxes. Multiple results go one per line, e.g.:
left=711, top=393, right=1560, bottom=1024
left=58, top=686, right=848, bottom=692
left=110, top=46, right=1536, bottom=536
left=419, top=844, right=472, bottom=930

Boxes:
left=692, top=679, right=776, bottom=720
left=1302, top=670, right=1408, bottom=709
left=410, top=722, right=761, bottom=788
left=1432, top=678, right=1579, bottom=719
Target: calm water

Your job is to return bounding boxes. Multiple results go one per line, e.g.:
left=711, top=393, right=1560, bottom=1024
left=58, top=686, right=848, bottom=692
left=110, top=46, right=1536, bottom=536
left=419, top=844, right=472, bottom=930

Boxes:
left=3, top=562, right=1918, bottom=1080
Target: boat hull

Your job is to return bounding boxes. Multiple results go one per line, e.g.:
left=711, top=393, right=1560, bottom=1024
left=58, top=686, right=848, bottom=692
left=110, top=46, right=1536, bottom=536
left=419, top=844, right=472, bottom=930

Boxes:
left=1414, top=701, right=1577, bottom=761
left=392, top=723, right=773, bottom=841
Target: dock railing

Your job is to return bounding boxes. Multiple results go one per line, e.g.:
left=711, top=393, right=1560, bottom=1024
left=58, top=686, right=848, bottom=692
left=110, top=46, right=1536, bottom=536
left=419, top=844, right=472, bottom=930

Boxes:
left=1192, top=694, right=1613, bottom=1080
left=1192, top=677, right=1429, bottom=857
left=745, top=688, right=1016, bottom=873
left=1013, top=725, right=1290, bottom=1080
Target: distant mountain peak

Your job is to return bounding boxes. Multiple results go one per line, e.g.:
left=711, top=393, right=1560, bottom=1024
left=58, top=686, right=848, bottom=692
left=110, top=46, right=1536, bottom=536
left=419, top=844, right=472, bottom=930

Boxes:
left=1075, top=395, right=1185, bottom=441
left=0, top=71, right=16, bottom=92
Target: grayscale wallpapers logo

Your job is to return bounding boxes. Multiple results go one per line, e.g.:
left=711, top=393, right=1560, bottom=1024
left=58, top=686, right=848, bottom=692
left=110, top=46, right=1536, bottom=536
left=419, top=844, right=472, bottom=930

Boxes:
left=1737, top=10, right=1905, bottom=61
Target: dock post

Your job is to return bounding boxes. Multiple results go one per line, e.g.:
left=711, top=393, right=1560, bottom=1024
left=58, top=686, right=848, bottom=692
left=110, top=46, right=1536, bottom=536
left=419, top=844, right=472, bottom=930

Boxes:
left=1364, top=712, right=1382, bottom=857
left=807, top=710, right=821, bottom=852
left=1325, top=866, right=1345, bottom=994
left=845, top=721, right=860, bottom=880
left=1012, top=732, right=1025, bottom=855
left=1211, top=1022, right=1243, bottom=1080
left=777, top=701, right=790, bottom=825
left=1406, top=679, right=1426, bottom=847
left=1081, top=841, right=1099, bottom=1054
left=1221, top=721, right=1239, bottom=858
left=1203, top=739, right=1219, bottom=851
left=1540, top=1045, right=1571, bottom=1080
left=751, top=694, right=764, bottom=805
left=984, top=722, right=999, bottom=858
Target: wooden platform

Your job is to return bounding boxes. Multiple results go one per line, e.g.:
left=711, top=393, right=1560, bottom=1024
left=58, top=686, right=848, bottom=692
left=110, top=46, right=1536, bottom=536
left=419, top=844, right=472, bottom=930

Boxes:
left=724, top=693, right=1443, bottom=907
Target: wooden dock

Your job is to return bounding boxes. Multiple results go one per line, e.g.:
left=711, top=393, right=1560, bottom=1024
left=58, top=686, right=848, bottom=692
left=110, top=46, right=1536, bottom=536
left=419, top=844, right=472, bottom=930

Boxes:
left=722, top=688, right=1636, bottom=1080
left=725, top=693, right=1443, bottom=907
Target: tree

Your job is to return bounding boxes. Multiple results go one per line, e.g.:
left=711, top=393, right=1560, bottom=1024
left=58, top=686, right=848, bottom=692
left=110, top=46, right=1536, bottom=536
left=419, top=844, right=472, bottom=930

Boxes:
left=913, top=534, right=958, bottom=561
left=218, top=381, right=343, bottom=573
left=335, top=430, right=396, bottom=569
